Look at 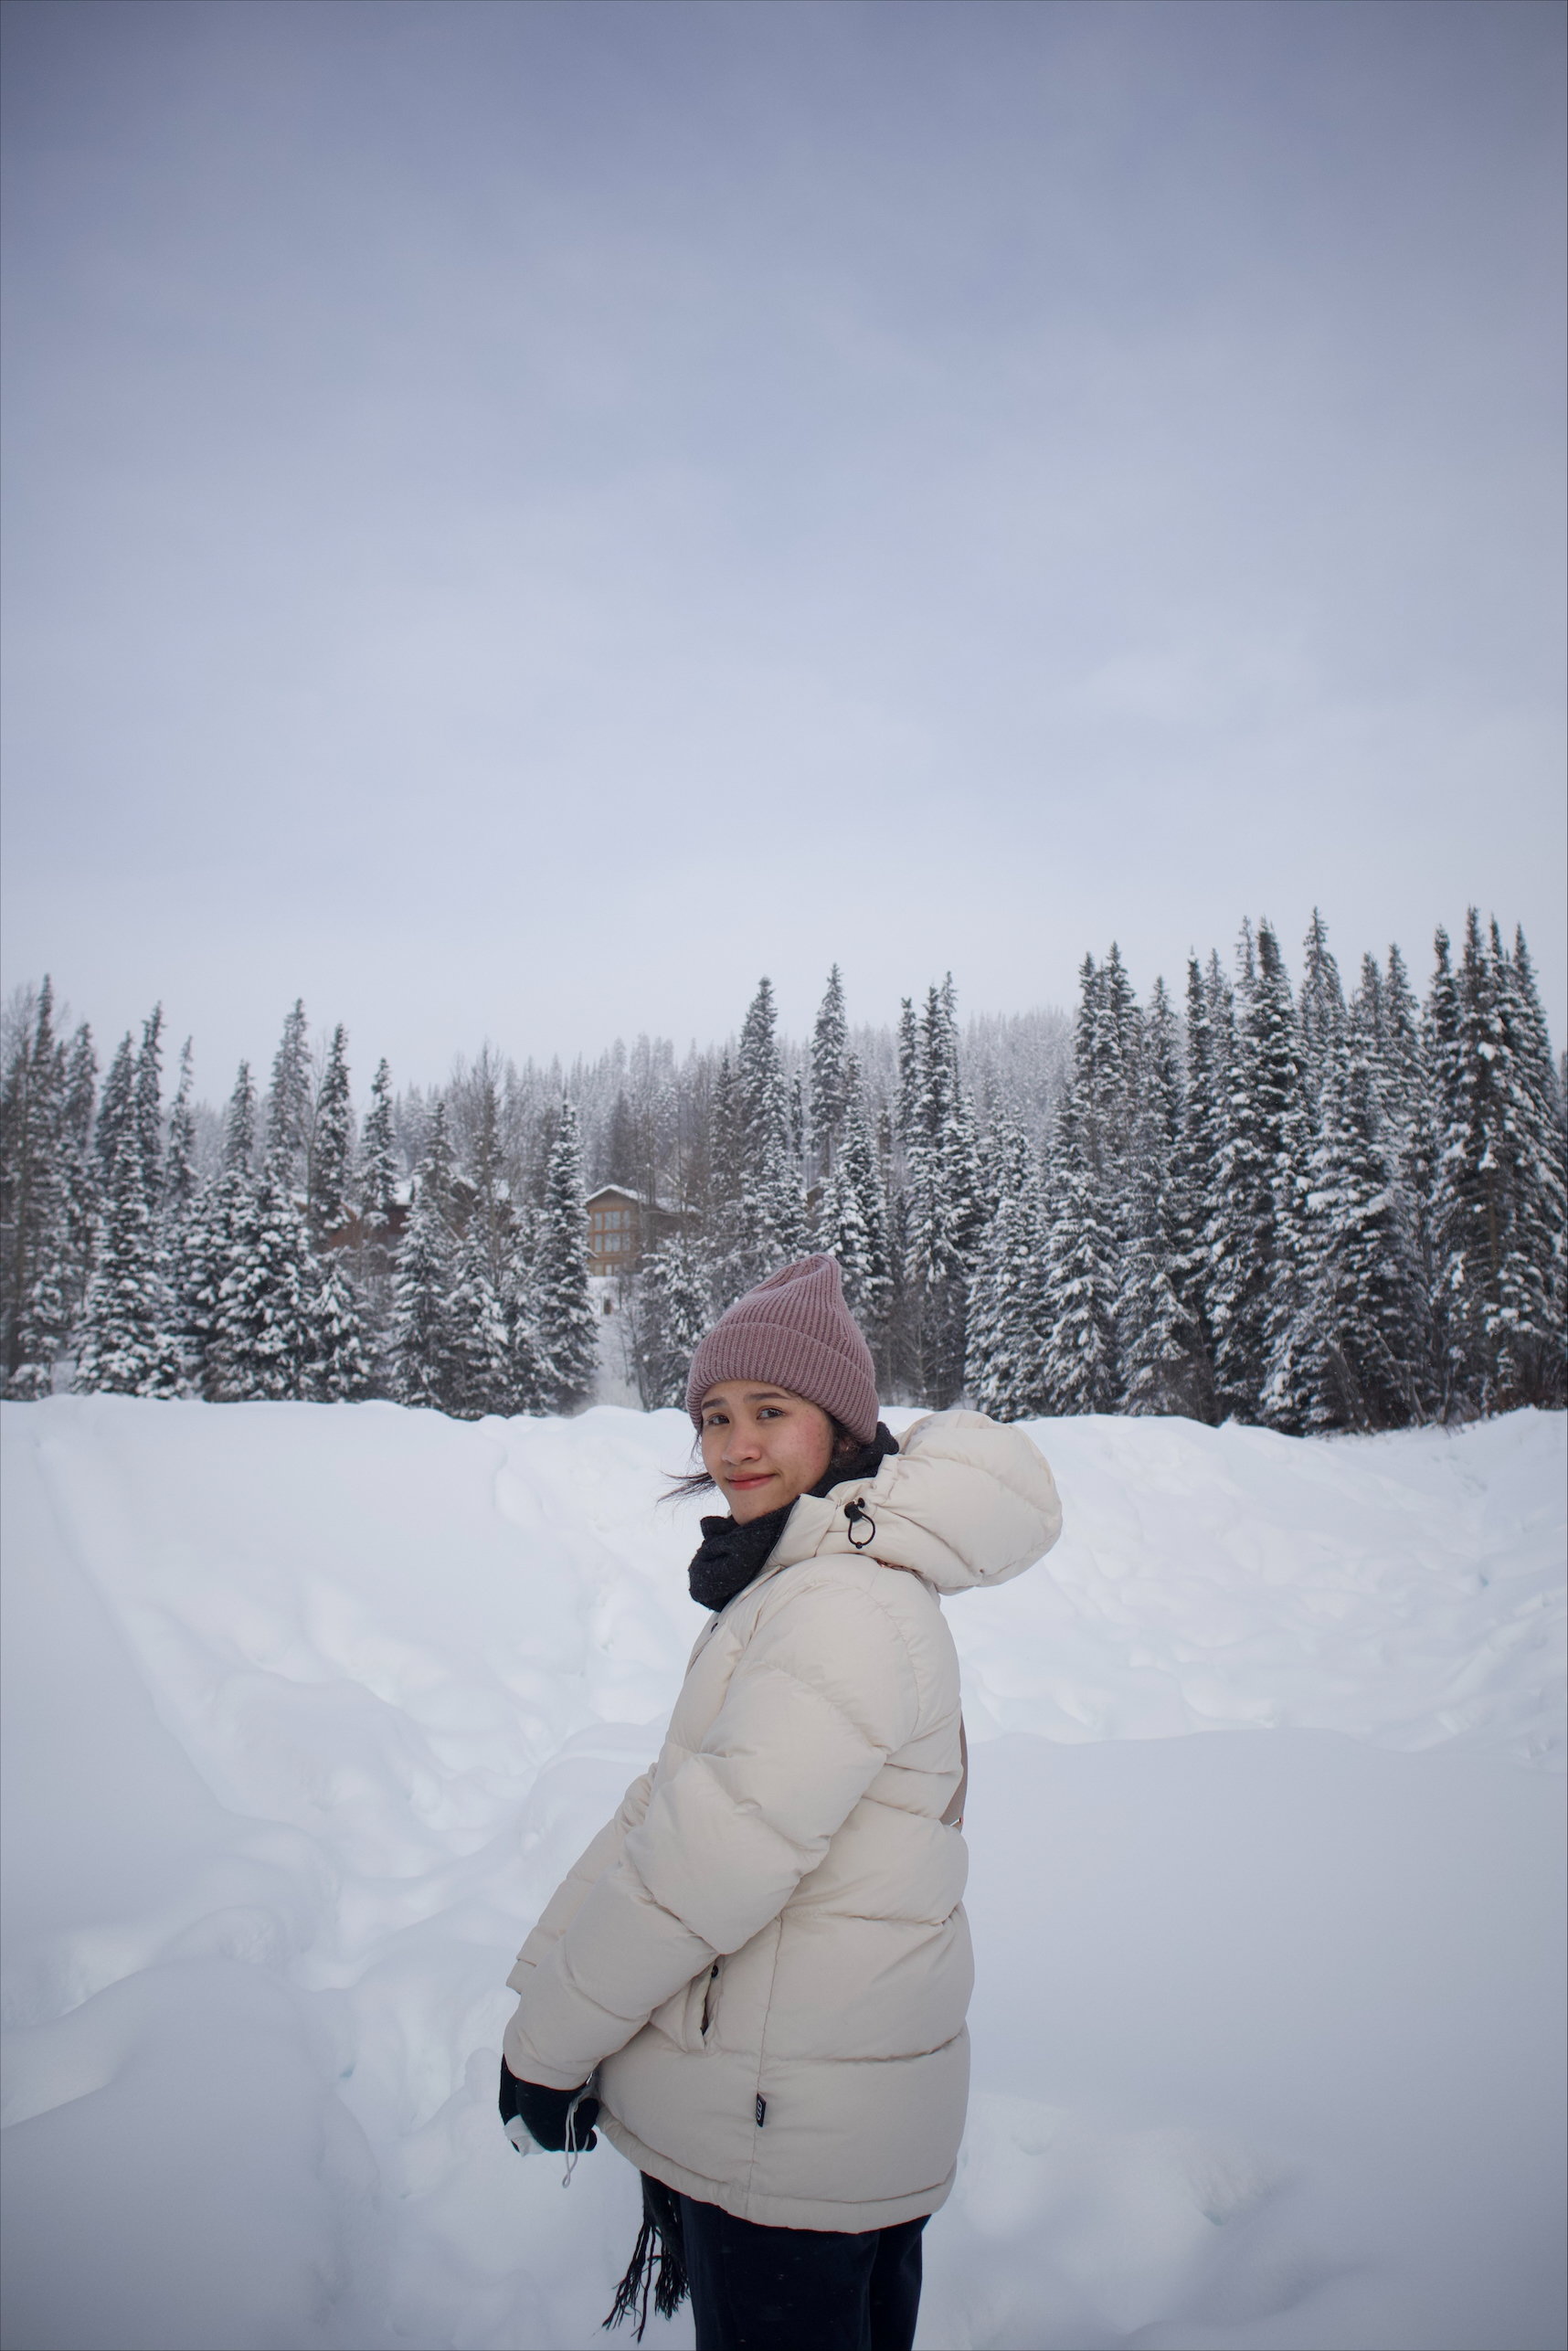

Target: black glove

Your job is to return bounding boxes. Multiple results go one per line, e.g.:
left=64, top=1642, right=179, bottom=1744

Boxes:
left=499, top=2057, right=599, bottom=2154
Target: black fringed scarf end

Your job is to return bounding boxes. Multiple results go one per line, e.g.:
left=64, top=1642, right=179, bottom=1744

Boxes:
left=603, top=2173, right=689, bottom=2339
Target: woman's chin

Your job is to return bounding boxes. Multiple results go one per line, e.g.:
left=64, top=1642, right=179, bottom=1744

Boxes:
left=726, top=1486, right=779, bottom=1522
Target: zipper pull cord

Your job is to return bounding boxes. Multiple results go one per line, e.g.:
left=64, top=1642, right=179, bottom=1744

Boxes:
left=561, top=2074, right=598, bottom=2189
left=844, top=1498, right=876, bottom=1550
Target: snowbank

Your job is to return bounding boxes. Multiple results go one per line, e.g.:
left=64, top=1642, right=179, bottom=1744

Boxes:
left=1, top=1397, right=1563, bottom=2350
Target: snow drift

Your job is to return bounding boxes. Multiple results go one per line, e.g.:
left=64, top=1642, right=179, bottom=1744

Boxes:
left=1, top=1397, right=1563, bottom=2350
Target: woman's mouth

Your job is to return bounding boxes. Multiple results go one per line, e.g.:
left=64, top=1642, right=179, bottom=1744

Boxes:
left=726, top=1473, right=774, bottom=1489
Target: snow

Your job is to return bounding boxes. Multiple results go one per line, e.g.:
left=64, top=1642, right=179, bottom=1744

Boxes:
left=1, top=1396, right=1563, bottom=2351
left=588, top=1276, right=642, bottom=1410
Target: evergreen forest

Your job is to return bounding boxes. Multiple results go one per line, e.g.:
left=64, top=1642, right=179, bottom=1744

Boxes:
left=3, top=910, right=1563, bottom=1432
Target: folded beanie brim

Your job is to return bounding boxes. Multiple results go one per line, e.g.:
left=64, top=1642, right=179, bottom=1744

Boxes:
left=690, top=1318, right=877, bottom=1443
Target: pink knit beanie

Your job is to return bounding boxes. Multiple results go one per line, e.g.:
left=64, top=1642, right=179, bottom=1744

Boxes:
left=685, top=1255, right=880, bottom=1443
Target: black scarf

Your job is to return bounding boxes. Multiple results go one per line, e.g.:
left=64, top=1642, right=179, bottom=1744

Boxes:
left=686, top=1424, right=900, bottom=1613
left=604, top=2172, right=688, bottom=2339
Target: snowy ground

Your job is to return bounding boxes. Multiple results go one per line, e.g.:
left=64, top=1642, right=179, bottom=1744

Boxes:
left=1, top=1397, right=1563, bottom=2351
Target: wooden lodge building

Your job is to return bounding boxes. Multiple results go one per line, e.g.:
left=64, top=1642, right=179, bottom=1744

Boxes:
left=585, top=1186, right=684, bottom=1277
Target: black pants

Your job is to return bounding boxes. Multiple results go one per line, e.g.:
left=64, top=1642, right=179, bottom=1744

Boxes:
left=677, top=2194, right=927, bottom=2351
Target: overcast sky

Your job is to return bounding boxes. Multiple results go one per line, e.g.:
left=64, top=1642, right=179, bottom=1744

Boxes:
left=3, top=0, right=1563, bottom=1095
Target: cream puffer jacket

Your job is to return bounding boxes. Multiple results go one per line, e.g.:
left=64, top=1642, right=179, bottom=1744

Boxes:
left=503, top=1411, right=1062, bottom=2232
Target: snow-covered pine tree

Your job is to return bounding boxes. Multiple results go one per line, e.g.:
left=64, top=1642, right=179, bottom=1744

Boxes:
left=390, top=1097, right=462, bottom=1410
left=359, top=1058, right=400, bottom=1234
left=901, top=980, right=983, bottom=1405
left=266, top=1000, right=313, bottom=1192
left=1031, top=954, right=1127, bottom=1414
left=1383, top=942, right=1441, bottom=1393
left=1070, top=947, right=1139, bottom=1206
left=631, top=1234, right=712, bottom=1409
left=1297, top=909, right=1346, bottom=1108
left=1261, top=1018, right=1319, bottom=1433
left=58, top=1021, right=100, bottom=1339
left=1118, top=977, right=1211, bottom=1418
left=433, top=1055, right=515, bottom=1419
left=94, top=1033, right=137, bottom=1189
left=1381, top=943, right=1434, bottom=1200
left=502, top=1213, right=549, bottom=1415
left=308, top=1247, right=376, bottom=1402
left=1094, top=943, right=1147, bottom=1337
left=133, top=1003, right=165, bottom=1212
left=940, top=973, right=985, bottom=1254
left=2, top=978, right=71, bottom=1395
left=1037, top=1086, right=1120, bottom=1414
left=447, top=1225, right=514, bottom=1417
left=1488, top=923, right=1566, bottom=1405
left=308, top=1024, right=354, bottom=1242
left=899, top=985, right=948, bottom=1396
left=61, top=1023, right=98, bottom=1161
left=602, top=1091, right=639, bottom=1190
left=1421, top=926, right=1468, bottom=1412
left=813, top=1155, right=860, bottom=1302
left=1168, top=955, right=1225, bottom=1419
left=181, top=1063, right=258, bottom=1397
left=1352, top=941, right=1441, bottom=1406
left=883, top=1182, right=916, bottom=1403
left=739, top=977, right=786, bottom=1157
left=73, top=1117, right=184, bottom=1399
left=233, top=1061, right=260, bottom=1169
left=1069, top=952, right=1100, bottom=1097
left=895, top=998, right=920, bottom=1148
left=157, top=1039, right=201, bottom=1385
left=1093, top=944, right=1140, bottom=1170
left=209, top=1155, right=325, bottom=1402
left=816, top=1055, right=892, bottom=1350
left=462, top=1053, right=514, bottom=1282
left=1382, top=946, right=1424, bottom=1114
left=534, top=1096, right=598, bottom=1413
left=964, top=1116, right=1046, bottom=1420
left=736, top=978, right=806, bottom=1288
left=971, top=1114, right=1002, bottom=1228
left=809, top=966, right=849, bottom=1176
left=355, top=1055, right=400, bottom=1354
left=1268, top=911, right=1350, bottom=1424
left=1430, top=912, right=1546, bottom=1412
left=1280, top=1025, right=1428, bottom=1432
left=706, top=1053, right=747, bottom=1309
left=883, top=996, right=922, bottom=1391
left=391, top=1208, right=459, bottom=1406
left=1511, top=928, right=1566, bottom=1170
left=1210, top=921, right=1305, bottom=1423
left=164, top=1042, right=199, bottom=1223
left=1351, top=951, right=1385, bottom=1055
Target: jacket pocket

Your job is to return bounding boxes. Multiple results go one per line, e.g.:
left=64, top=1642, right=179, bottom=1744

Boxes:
left=650, top=1966, right=713, bottom=2053
left=700, top=1958, right=724, bottom=2044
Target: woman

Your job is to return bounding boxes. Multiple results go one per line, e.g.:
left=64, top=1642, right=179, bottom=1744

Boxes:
left=500, top=1254, right=1062, bottom=2349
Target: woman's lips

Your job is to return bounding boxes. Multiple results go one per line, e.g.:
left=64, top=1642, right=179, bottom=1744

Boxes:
left=726, top=1474, right=774, bottom=1488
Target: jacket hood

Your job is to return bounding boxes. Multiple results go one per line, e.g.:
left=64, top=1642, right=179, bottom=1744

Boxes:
left=768, top=1409, right=1062, bottom=1594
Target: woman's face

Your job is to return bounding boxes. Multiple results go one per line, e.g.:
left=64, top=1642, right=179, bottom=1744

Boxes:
left=698, top=1382, right=835, bottom=1523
